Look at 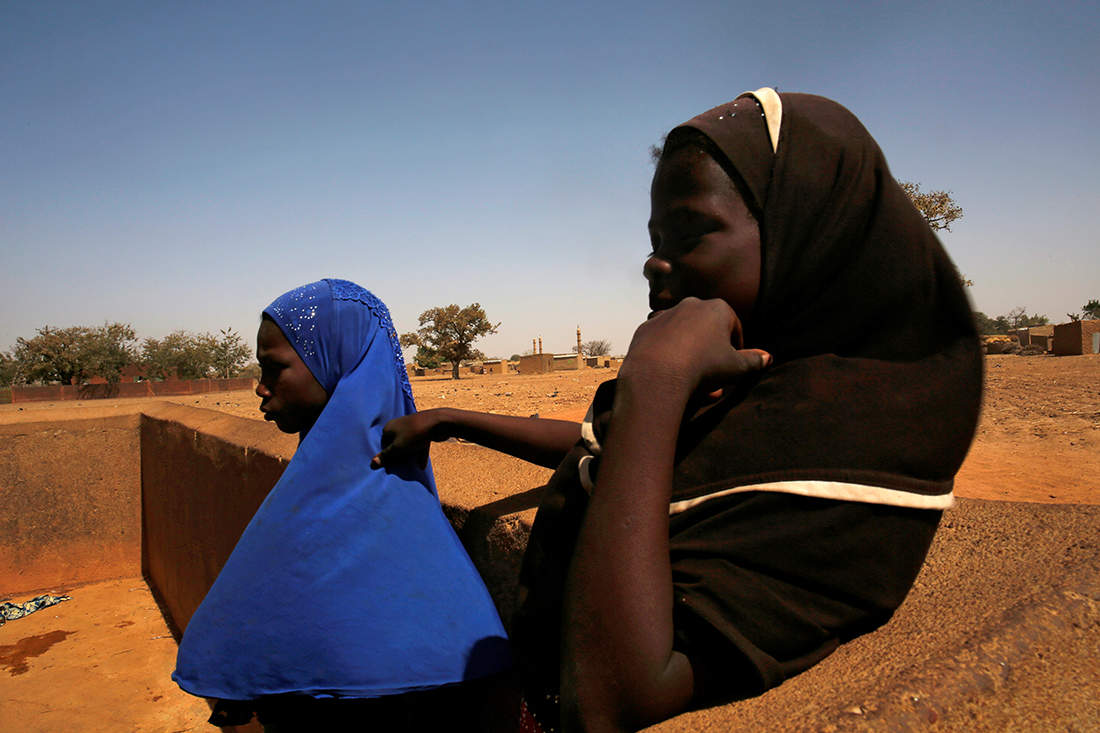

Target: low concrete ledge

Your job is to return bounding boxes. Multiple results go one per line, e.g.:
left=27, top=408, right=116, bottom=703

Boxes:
left=0, top=401, right=540, bottom=631
left=0, top=412, right=142, bottom=593
left=138, top=403, right=296, bottom=632
left=651, top=499, right=1100, bottom=732
left=4, top=402, right=1097, bottom=730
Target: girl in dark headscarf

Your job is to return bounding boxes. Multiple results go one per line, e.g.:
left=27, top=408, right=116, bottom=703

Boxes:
left=375, top=89, right=981, bottom=731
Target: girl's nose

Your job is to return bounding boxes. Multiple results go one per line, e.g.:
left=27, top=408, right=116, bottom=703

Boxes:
left=256, top=381, right=271, bottom=398
left=643, top=253, right=672, bottom=283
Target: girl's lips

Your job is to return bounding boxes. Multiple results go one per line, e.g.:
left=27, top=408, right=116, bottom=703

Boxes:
left=649, top=294, right=675, bottom=312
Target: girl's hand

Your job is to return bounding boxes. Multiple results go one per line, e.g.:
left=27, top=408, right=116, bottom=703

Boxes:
left=371, top=410, right=449, bottom=470
left=623, top=297, right=771, bottom=399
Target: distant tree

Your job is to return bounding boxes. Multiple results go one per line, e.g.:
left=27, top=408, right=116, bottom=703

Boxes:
left=899, top=181, right=964, bottom=232
left=413, top=346, right=443, bottom=370
left=83, top=322, right=138, bottom=385
left=973, top=311, right=1009, bottom=335
left=581, top=339, right=612, bottom=357
left=142, top=331, right=207, bottom=380
left=899, top=181, right=972, bottom=287
left=399, top=333, right=442, bottom=370
left=1082, top=299, right=1100, bottom=320
left=0, top=351, right=18, bottom=386
left=974, top=307, right=1049, bottom=335
left=509, top=353, right=522, bottom=362
left=238, top=361, right=261, bottom=380
left=210, top=328, right=252, bottom=378
left=1005, top=306, right=1049, bottom=329
left=141, top=329, right=245, bottom=380
left=401, top=304, right=499, bottom=379
left=13, top=323, right=137, bottom=385
left=14, top=326, right=88, bottom=385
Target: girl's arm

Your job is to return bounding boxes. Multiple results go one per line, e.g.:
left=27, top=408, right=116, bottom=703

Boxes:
left=560, top=298, right=770, bottom=732
left=371, top=408, right=580, bottom=470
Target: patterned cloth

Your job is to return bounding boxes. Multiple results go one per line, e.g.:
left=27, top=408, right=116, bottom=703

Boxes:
left=0, top=594, right=70, bottom=626
left=174, top=279, right=511, bottom=701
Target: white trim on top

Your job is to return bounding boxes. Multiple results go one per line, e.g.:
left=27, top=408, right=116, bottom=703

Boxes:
left=741, top=87, right=782, bottom=154
left=580, top=401, right=601, bottom=455
left=668, top=479, right=954, bottom=515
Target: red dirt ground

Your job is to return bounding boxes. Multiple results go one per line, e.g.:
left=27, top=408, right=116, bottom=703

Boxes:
left=160, top=353, right=1100, bottom=506
left=2, top=354, right=1096, bottom=731
left=4, top=354, right=1097, bottom=507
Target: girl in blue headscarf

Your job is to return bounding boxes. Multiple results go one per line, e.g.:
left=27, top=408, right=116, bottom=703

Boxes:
left=173, top=279, right=511, bottom=729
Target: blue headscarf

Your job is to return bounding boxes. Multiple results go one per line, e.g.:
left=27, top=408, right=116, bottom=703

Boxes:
left=174, top=279, right=510, bottom=700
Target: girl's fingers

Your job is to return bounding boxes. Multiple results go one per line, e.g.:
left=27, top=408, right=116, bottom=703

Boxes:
left=741, top=349, right=772, bottom=370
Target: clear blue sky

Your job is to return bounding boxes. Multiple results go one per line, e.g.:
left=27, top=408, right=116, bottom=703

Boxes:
left=3, top=1, right=1098, bottom=359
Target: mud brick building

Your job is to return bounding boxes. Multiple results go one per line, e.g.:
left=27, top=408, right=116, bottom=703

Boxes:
left=1052, top=319, right=1100, bottom=355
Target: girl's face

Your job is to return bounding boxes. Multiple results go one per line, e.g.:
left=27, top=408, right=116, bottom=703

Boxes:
left=255, top=318, right=328, bottom=435
left=645, top=146, right=761, bottom=324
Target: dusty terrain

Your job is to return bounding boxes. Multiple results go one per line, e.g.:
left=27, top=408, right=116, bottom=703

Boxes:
left=958, top=354, right=1100, bottom=503
left=2, top=355, right=1097, bottom=731
left=152, top=353, right=1100, bottom=505
left=4, top=353, right=1097, bottom=508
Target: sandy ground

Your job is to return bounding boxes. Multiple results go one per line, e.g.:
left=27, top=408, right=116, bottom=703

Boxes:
left=957, top=354, right=1100, bottom=504
left=3, top=353, right=1096, bottom=522
left=0, top=579, right=214, bottom=732
left=3, top=355, right=1097, bottom=731
left=124, top=353, right=1100, bottom=506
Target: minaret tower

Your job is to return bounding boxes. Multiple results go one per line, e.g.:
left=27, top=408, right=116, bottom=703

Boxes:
left=577, top=325, right=583, bottom=368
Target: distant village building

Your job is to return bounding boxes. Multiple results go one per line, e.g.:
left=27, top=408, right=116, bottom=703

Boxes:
left=512, top=328, right=623, bottom=374
left=1052, top=319, right=1100, bottom=355
left=517, top=353, right=554, bottom=374
left=1023, top=325, right=1054, bottom=351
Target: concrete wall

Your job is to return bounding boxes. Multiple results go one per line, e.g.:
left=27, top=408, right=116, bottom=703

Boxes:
left=1026, top=325, right=1053, bottom=339
left=0, top=402, right=294, bottom=630
left=517, top=354, right=554, bottom=374
left=1053, top=319, right=1100, bottom=355
left=551, top=355, right=581, bottom=371
left=140, top=404, right=293, bottom=632
left=0, top=401, right=524, bottom=630
left=0, top=414, right=142, bottom=593
left=1024, top=325, right=1054, bottom=350
left=0, top=401, right=526, bottom=637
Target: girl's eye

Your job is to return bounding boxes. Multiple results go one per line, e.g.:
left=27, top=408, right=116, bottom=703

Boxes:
left=662, top=235, right=702, bottom=257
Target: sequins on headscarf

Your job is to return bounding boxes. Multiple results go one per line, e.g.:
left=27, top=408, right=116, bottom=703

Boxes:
left=327, top=279, right=416, bottom=407
left=264, top=280, right=325, bottom=362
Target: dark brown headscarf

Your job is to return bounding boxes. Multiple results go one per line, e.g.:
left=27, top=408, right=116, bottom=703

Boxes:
left=659, top=91, right=983, bottom=500
left=511, top=92, right=983, bottom=715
